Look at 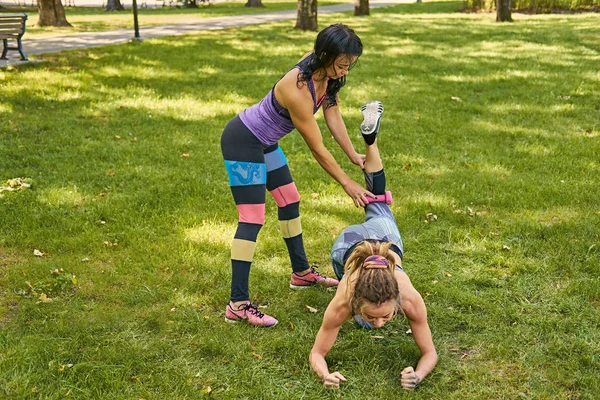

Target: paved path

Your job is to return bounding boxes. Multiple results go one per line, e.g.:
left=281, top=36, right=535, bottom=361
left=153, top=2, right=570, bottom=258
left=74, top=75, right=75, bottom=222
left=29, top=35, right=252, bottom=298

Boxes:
left=0, top=0, right=409, bottom=67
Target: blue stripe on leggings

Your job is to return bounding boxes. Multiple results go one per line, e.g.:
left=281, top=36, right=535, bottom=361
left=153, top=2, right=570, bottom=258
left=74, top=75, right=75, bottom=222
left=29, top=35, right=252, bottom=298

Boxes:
left=264, top=147, right=288, bottom=172
left=224, top=160, right=267, bottom=187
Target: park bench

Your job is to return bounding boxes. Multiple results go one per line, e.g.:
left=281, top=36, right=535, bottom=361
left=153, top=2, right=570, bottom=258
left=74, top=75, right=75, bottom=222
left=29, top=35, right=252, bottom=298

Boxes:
left=0, top=13, right=28, bottom=61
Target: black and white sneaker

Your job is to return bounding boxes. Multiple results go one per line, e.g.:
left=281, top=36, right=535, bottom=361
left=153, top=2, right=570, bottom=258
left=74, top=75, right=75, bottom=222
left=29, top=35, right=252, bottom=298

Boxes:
left=360, top=100, right=384, bottom=145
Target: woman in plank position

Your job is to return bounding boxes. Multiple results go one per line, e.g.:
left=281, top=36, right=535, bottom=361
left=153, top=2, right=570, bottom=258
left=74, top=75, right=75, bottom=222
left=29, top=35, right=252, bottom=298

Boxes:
left=309, top=101, right=438, bottom=389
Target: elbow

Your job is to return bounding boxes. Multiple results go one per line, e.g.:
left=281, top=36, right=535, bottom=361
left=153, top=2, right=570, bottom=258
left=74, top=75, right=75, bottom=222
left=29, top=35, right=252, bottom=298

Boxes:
left=430, top=351, right=439, bottom=367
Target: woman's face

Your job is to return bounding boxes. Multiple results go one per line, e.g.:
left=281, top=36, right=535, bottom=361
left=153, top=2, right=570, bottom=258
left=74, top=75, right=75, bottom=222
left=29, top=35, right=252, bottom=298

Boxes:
left=324, top=54, right=358, bottom=80
left=360, top=300, right=396, bottom=328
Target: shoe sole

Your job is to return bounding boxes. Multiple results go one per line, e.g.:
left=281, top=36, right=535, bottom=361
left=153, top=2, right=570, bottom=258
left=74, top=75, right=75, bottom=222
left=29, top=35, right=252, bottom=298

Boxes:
left=289, top=283, right=315, bottom=290
left=360, top=101, right=384, bottom=135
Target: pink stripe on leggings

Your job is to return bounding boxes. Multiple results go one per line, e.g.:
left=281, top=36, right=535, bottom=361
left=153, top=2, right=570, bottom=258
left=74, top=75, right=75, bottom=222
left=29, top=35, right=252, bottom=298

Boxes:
left=237, top=203, right=265, bottom=225
left=270, top=182, right=300, bottom=208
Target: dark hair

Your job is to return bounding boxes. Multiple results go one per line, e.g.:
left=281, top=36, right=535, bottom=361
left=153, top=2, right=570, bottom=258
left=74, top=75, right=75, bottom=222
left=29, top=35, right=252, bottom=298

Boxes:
left=344, top=241, right=401, bottom=316
left=297, top=24, right=362, bottom=108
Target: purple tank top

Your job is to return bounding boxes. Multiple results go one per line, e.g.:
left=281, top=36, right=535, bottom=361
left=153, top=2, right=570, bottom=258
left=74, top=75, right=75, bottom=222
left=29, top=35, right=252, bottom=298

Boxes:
left=239, top=67, right=326, bottom=146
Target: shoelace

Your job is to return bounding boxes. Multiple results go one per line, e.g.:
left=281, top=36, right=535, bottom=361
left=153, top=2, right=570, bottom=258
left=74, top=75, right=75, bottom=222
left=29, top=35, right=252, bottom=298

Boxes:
left=310, top=266, right=324, bottom=277
left=241, top=303, right=265, bottom=318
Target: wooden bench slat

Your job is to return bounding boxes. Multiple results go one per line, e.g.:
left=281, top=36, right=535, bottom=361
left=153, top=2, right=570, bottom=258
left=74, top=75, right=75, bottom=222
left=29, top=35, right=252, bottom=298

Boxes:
left=0, top=24, right=25, bottom=29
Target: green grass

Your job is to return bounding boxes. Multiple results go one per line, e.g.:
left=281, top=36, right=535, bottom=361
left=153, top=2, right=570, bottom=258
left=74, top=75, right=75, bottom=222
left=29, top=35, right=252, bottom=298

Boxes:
left=1, top=1, right=600, bottom=398
left=3, top=1, right=343, bottom=39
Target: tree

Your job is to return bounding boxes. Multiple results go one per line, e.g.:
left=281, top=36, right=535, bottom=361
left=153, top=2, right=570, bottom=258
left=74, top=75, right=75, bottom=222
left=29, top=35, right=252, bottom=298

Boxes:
left=295, top=0, right=317, bottom=31
left=496, top=0, right=512, bottom=21
left=36, top=0, right=72, bottom=27
left=354, top=0, right=369, bottom=16
left=105, top=0, right=125, bottom=12
left=245, top=0, right=263, bottom=7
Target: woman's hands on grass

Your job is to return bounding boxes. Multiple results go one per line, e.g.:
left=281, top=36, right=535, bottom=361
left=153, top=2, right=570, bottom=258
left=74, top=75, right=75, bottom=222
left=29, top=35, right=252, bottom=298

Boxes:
left=323, top=371, right=347, bottom=388
left=400, top=366, right=421, bottom=390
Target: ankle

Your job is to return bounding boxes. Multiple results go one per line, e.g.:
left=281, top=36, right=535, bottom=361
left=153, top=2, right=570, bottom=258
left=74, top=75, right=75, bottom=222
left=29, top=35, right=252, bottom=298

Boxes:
left=294, top=268, right=311, bottom=276
left=230, top=300, right=250, bottom=310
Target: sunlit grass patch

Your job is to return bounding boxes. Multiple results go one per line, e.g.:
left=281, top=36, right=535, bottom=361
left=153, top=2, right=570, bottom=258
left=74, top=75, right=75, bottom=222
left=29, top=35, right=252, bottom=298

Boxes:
left=184, top=220, right=236, bottom=247
left=37, top=187, right=87, bottom=208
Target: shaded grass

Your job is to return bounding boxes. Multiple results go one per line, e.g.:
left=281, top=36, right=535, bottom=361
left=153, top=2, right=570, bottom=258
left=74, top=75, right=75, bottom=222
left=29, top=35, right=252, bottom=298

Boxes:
left=1, top=1, right=600, bottom=398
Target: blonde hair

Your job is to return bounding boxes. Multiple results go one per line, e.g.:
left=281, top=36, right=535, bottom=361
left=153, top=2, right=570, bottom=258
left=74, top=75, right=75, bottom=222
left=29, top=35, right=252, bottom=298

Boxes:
left=344, top=241, right=402, bottom=316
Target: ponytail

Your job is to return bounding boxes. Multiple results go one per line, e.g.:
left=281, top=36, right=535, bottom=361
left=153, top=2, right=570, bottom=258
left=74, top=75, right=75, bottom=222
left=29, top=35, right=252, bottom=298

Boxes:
left=344, top=242, right=401, bottom=315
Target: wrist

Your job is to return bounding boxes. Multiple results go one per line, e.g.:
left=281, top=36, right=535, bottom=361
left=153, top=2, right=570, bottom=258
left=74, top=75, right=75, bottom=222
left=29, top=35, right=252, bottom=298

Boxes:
left=415, top=373, right=422, bottom=386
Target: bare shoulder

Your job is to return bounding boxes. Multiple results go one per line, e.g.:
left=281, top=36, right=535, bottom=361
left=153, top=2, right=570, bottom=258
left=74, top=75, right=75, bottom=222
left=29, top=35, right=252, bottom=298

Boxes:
left=322, top=277, right=352, bottom=326
left=275, top=68, right=311, bottom=109
left=395, top=270, right=427, bottom=321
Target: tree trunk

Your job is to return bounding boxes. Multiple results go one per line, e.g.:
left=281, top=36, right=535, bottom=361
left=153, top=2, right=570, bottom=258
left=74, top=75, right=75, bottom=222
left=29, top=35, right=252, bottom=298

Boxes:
left=496, top=0, right=512, bottom=22
left=244, top=0, right=263, bottom=7
left=106, top=0, right=125, bottom=11
left=354, top=0, right=369, bottom=16
left=36, top=0, right=72, bottom=27
left=295, top=0, right=317, bottom=31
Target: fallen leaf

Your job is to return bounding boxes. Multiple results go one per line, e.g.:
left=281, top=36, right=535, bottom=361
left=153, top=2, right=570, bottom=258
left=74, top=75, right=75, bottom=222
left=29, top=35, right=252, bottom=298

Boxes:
left=406, top=328, right=412, bottom=335
left=33, top=249, right=44, bottom=257
left=0, top=177, right=32, bottom=193
left=252, top=352, right=262, bottom=360
left=58, top=364, right=73, bottom=371
left=451, top=96, right=462, bottom=102
left=81, top=257, right=89, bottom=262
left=170, top=307, right=177, bottom=312
left=311, top=193, right=319, bottom=199
left=201, top=386, right=212, bottom=395
left=370, top=335, right=385, bottom=339
left=306, top=305, right=319, bottom=313
left=443, top=271, right=452, bottom=277
left=181, top=153, right=190, bottom=158
left=426, top=213, right=438, bottom=221
left=65, top=389, right=72, bottom=396
left=38, top=293, right=52, bottom=303
left=432, top=280, right=439, bottom=284
left=503, top=245, right=511, bottom=251
left=114, top=135, right=121, bottom=140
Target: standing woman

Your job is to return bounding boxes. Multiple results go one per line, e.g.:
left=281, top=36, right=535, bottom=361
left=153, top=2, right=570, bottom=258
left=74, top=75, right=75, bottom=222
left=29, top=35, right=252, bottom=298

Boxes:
left=221, top=24, right=374, bottom=327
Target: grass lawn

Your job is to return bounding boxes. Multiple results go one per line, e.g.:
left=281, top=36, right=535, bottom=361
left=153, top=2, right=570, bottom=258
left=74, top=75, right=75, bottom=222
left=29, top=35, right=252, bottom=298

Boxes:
left=3, top=0, right=344, bottom=39
left=1, top=1, right=600, bottom=398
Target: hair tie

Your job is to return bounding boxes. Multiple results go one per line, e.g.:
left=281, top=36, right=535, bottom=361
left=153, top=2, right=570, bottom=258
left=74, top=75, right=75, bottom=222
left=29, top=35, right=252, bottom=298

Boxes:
left=363, top=255, right=388, bottom=269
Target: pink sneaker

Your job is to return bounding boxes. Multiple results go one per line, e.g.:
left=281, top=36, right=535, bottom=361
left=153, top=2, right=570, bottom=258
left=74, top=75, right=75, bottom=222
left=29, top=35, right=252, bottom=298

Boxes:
left=225, top=303, right=278, bottom=327
left=290, top=267, right=339, bottom=289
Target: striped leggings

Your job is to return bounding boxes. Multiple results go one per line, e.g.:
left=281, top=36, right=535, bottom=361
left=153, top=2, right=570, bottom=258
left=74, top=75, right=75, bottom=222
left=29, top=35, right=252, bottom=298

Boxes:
left=221, top=116, right=309, bottom=302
